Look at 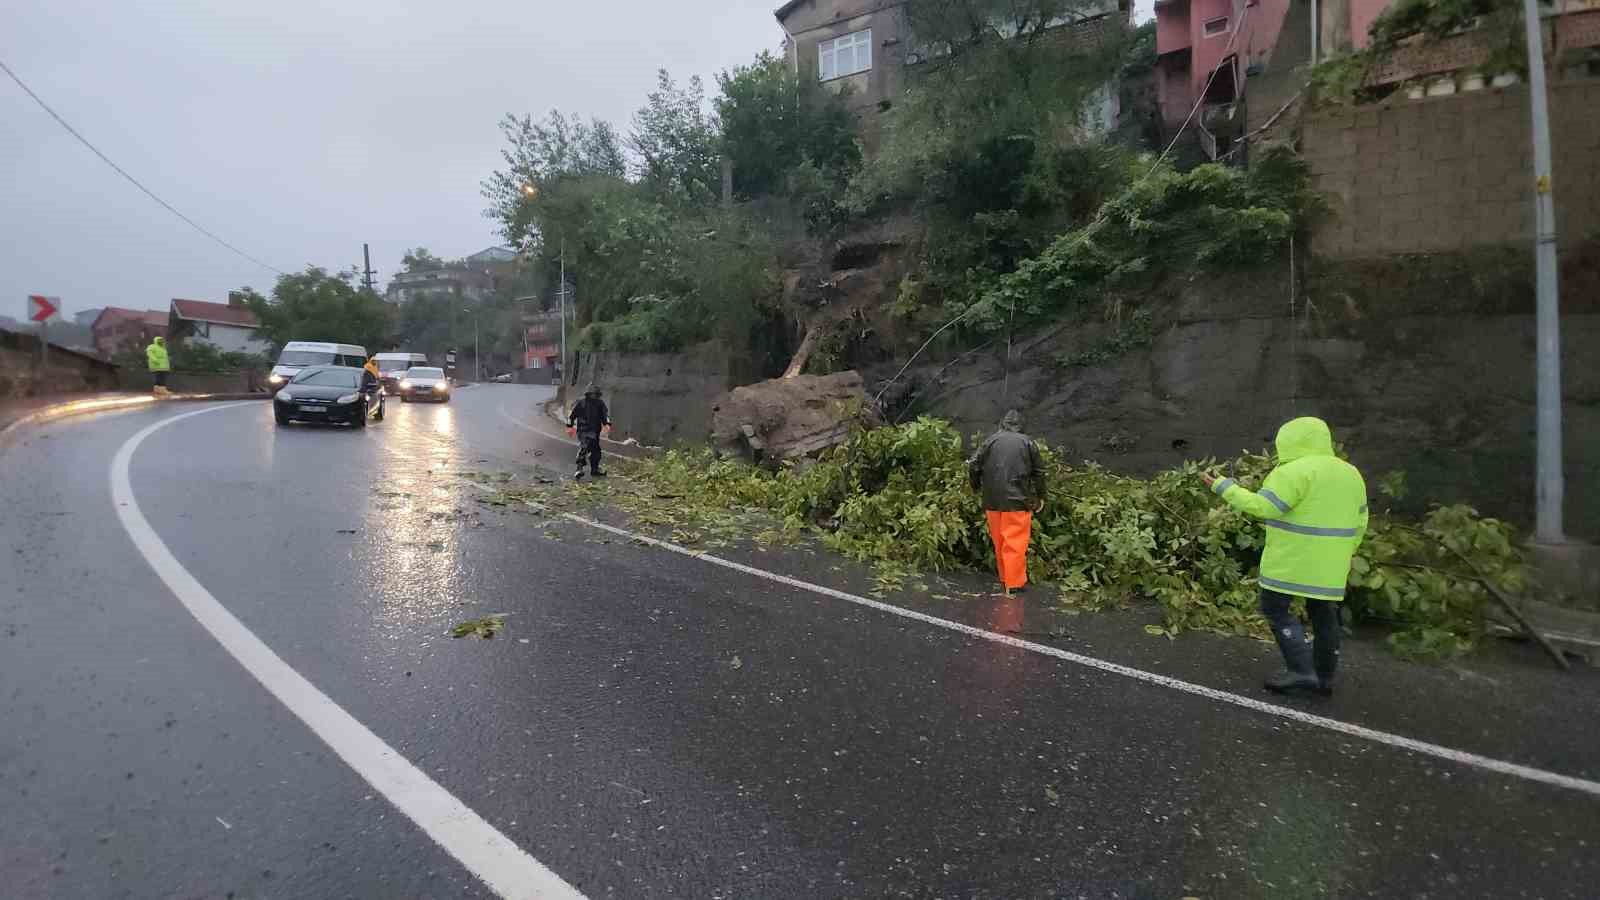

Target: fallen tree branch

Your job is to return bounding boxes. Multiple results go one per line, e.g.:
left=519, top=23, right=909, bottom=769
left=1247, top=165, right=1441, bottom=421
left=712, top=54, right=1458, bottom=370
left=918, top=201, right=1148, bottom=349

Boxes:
left=1376, top=557, right=1570, bottom=671
left=1443, top=545, right=1571, bottom=672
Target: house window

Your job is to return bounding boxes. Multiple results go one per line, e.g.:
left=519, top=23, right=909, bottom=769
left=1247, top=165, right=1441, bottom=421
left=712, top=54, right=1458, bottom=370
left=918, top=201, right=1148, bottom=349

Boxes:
left=1203, top=16, right=1229, bottom=36
left=819, top=29, right=871, bottom=81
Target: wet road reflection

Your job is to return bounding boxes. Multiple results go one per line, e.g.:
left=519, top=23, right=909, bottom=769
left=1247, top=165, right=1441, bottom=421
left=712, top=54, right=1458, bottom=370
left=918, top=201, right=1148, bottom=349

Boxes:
left=357, top=398, right=472, bottom=649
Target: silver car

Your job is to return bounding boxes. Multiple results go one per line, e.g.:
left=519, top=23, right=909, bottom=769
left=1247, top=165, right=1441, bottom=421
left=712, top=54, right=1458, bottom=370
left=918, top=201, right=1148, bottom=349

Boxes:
left=397, top=366, right=451, bottom=403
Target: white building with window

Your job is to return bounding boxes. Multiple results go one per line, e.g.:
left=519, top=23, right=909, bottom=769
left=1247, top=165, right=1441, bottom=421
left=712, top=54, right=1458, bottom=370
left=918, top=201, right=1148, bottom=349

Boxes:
left=776, top=0, right=905, bottom=123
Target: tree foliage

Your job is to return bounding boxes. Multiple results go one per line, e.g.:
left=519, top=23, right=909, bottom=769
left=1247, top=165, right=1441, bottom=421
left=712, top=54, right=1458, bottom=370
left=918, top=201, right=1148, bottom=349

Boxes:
left=481, top=111, right=628, bottom=248
left=715, top=51, right=861, bottom=201
left=630, top=70, right=722, bottom=205
left=850, top=0, right=1133, bottom=212
left=844, top=0, right=1143, bottom=312
left=243, top=268, right=392, bottom=353
left=401, top=247, right=444, bottom=272
left=960, top=147, right=1325, bottom=331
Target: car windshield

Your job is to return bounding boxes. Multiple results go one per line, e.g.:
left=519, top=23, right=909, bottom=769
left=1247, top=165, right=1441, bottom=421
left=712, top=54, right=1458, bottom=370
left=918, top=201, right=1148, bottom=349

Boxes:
left=290, top=368, right=360, bottom=388
left=407, top=368, right=444, bottom=379
left=277, top=350, right=337, bottom=367
left=377, top=360, right=411, bottom=372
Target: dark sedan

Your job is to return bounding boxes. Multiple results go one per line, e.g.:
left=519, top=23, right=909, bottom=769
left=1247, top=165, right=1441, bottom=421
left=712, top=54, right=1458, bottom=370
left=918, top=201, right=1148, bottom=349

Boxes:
left=273, top=366, right=384, bottom=428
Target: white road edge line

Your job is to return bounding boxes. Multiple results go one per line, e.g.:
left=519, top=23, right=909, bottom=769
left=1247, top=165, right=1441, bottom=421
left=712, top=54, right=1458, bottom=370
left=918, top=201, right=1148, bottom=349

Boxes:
left=464, top=477, right=1600, bottom=799
left=113, top=404, right=586, bottom=900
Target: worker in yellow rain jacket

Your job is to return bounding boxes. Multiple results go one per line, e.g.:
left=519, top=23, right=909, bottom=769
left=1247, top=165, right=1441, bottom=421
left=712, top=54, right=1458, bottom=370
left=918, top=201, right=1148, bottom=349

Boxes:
left=145, top=336, right=171, bottom=396
left=1203, top=417, right=1368, bottom=696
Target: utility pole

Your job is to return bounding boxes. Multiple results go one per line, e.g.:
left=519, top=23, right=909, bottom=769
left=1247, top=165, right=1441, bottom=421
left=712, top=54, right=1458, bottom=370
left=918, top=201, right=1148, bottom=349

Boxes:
left=558, top=238, right=568, bottom=387
left=361, top=243, right=377, bottom=294
left=1521, top=0, right=1564, bottom=543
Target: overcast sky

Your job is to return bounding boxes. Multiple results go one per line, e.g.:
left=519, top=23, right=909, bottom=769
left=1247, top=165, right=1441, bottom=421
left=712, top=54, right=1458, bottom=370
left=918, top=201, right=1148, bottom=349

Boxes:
left=1, top=0, right=787, bottom=318
left=3, top=1, right=1156, bottom=321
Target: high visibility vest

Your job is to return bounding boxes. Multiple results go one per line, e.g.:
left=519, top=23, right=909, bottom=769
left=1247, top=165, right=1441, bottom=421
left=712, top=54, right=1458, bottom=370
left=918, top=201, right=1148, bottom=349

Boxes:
left=1214, top=417, right=1369, bottom=600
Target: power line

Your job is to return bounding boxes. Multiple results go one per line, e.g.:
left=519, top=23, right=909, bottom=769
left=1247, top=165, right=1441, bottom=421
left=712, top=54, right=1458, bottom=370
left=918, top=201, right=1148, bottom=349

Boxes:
left=0, top=56, right=288, bottom=276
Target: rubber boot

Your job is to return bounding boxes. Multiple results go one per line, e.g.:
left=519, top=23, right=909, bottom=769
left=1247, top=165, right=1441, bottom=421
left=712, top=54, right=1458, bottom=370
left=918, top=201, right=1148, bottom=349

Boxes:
left=1265, top=633, right=1320, bottom=694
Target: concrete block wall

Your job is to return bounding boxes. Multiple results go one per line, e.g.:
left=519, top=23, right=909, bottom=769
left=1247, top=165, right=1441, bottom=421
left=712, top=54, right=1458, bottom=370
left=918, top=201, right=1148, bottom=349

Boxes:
left=570, top=342, right=758, bottom=447
left=1304, top=79, right=1600, bottom=258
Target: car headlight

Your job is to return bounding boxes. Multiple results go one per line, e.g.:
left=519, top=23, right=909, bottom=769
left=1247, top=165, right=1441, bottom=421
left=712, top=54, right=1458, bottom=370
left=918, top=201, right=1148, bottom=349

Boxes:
left=399, top=380, right=412, bottom=390
left=275, top=390, right=293, bottom=401
left=336, top=393, right=360, bottom=404
left=269, top=374, right=285, bottom=384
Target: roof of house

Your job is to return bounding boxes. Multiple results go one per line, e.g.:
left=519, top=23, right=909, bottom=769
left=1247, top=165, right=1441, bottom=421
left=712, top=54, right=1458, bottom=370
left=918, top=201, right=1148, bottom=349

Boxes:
left=170, top=298, right=259, bottom=328
left=91, top=307, right=169, bottom=331
left=465, top=246, right=517, bottom=263
left=774, top=0, right=807, bottom=21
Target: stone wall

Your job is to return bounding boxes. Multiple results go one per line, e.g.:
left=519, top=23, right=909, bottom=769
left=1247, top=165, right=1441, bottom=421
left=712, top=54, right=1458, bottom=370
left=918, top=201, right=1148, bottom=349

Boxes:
left=1303, top=79, right=1600, bottom=258
left=115, top=369, right=266, bottom=394
left=908, top=248, right=1600, bottom=541
left=0, top=330, right=121, bottom=398
left=570, top=342, right=757, bottom=447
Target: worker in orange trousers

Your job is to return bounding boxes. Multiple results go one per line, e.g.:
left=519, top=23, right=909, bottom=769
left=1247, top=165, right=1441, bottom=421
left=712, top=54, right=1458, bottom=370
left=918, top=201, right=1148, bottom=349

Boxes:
left=969, top=410, right=1045, bottom=595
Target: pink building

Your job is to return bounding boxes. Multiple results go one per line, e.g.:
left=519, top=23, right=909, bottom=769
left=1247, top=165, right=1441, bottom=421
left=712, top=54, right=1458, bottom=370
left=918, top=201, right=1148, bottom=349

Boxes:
left=1155, top=0, right=1290, bottom=131
left=1153, top=0, right=1396, bottom=147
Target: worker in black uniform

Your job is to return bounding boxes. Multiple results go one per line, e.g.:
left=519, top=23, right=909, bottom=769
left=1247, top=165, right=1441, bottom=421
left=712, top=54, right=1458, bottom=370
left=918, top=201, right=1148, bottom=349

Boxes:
left=566, top=384, right=610, bottom=479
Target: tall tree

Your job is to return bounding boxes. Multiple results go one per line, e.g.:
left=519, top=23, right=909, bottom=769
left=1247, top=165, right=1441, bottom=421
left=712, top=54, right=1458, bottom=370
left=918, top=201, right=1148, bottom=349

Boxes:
left=400, top=247, right=444, bottom=271
left=715, top=51, right=860, bottom=200
left=243, top=268, right=392, bottom=353
left=629, top=70, right=721, bottom=205
left=481, top=110, right=628, bottom=248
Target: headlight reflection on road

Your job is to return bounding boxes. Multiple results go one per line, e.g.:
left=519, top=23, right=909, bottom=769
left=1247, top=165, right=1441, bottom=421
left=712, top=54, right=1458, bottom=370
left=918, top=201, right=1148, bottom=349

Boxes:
left=360, top=394, right=469, bottom=644
left=432, top=406, right=454, bottom=435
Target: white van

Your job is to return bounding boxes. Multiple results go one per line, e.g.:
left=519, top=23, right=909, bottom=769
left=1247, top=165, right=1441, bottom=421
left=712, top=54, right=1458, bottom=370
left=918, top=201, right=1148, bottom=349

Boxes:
left=267, top=341, right=369, bottom=390
left=373, top=351, right=429, bottom=392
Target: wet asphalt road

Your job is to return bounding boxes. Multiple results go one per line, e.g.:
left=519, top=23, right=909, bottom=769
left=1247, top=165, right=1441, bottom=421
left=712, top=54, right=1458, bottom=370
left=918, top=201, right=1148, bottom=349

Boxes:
left=2, top=385, right=1598, bottom=899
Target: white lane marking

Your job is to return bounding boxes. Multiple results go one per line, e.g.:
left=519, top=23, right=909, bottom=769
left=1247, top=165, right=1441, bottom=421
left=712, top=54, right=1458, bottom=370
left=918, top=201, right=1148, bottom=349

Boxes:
left=112, top=404, right=586, bottom=900
left=464, top=478, right=1600, bottom=799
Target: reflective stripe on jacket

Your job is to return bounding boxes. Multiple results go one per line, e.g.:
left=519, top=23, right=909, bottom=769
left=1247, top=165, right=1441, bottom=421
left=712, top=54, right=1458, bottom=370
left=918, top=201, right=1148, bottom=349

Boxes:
left=1214, top=417, right=1368, bottom=600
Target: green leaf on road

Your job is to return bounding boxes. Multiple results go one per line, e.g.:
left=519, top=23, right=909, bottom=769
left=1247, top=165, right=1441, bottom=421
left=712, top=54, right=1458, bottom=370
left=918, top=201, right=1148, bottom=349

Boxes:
left=450, top=615, right=506, bottom=639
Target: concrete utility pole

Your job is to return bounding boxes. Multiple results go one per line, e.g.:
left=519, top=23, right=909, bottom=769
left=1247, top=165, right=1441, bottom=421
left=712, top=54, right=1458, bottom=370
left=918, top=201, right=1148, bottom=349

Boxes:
left=361, top=243, right=377, bottom=294
left=558, top=239, right=569, bottom=387
left=1521, top=0, right=1564, bottom=542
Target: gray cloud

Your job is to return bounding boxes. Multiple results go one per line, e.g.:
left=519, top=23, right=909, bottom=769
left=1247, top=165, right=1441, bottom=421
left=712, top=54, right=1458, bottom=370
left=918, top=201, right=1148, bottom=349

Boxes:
left=2, top=0, right=783, bottom=317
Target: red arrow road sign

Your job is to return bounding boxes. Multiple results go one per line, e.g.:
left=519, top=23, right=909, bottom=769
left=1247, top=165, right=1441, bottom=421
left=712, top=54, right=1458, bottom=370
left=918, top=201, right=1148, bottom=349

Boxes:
left=28, top=295, right=60, bottom=323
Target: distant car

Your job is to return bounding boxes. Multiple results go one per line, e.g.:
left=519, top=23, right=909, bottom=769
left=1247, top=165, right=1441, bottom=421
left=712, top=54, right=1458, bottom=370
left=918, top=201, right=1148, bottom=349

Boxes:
left=373, top=351, right=429, bottom=393
left=492, top=372, right=514, bottom=383
left=398, top=366, right=450, bottom=403
left=274, top=366, right=384, bottom=428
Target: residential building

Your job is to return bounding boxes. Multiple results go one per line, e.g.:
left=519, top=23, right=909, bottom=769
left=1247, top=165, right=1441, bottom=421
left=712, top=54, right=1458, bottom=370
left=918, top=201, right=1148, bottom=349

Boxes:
left=775, top=0, right=1131, bottom=140
left=385, top=246, right=520, bottom=305
left=1154, top=0, right=1298, bottom=153
left=90, top=307, right=169, bottom=358
left=523, top=310, right=564, bottom=374
left=1155, top=0, right=1600, bottom=157
left=168, top=297, right=271, bottom=355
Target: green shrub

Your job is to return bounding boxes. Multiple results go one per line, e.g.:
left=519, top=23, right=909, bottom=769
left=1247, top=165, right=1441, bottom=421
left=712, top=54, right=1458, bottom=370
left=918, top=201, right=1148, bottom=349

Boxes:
left=631, top=419, right=1523, bottom=657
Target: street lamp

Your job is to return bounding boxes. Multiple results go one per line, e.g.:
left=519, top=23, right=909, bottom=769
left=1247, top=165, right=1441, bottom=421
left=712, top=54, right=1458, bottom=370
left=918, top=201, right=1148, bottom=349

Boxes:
left=463, top=307, right=479, bottom=382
